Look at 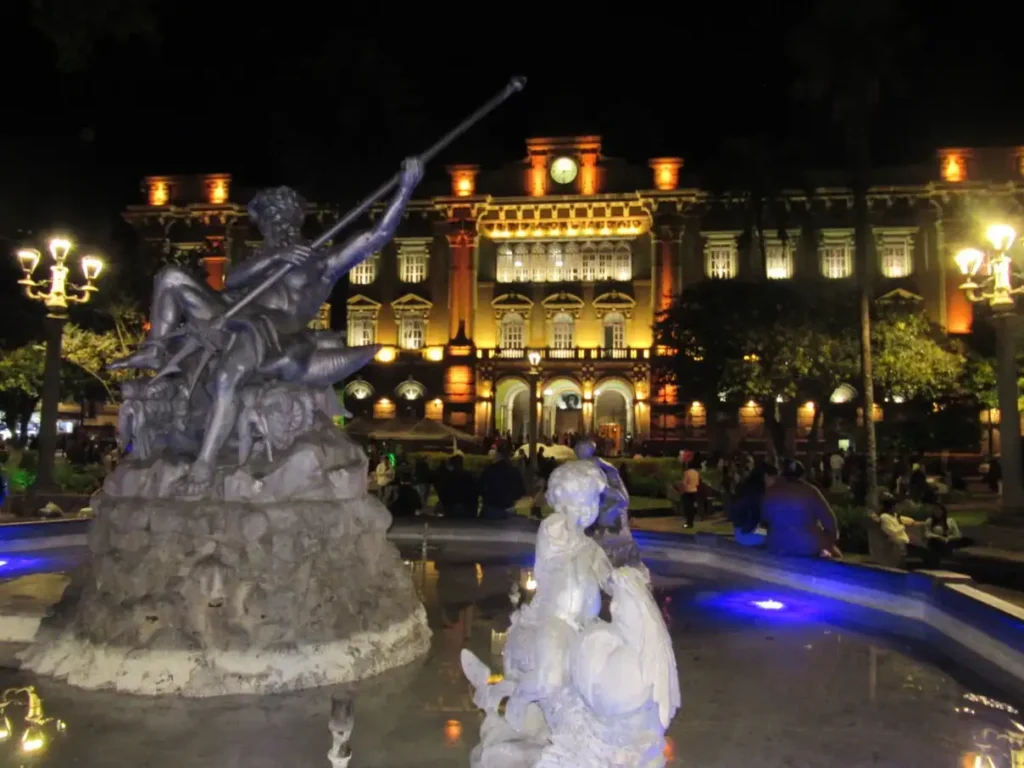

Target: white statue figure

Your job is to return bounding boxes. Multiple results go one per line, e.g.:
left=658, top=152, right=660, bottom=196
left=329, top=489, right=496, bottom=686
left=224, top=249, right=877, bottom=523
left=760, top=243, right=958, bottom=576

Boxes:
left=462, top=460, right=681, bottom=768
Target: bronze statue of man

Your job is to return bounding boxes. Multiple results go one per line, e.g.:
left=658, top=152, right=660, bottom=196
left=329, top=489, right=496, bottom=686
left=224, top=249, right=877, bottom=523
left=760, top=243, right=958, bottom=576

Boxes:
left=112, top=158, right=424, bottom=494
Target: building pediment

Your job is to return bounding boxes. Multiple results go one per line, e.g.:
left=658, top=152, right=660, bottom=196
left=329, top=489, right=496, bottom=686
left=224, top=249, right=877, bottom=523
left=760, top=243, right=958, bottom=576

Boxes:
left=593, top=290, right=637, bottom=318
left=347, top=294, right=382, bottom=312
left=876, top=287, right=923, bottom=303
left=391, top=293, right=433, bottom=315
left=492, top=292, right=534, bottom=319
left=492, top=292, right=534, bottom=310
left=542, top=291, right=585, bottom=318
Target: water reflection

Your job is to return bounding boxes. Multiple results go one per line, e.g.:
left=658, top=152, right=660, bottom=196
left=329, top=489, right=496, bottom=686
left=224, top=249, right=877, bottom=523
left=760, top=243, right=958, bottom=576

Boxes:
left=0, top=686, right=67, bottom=761
left=956, top=693, right=1024, bottom=767
left=0, top=553, right=1022, bottom=766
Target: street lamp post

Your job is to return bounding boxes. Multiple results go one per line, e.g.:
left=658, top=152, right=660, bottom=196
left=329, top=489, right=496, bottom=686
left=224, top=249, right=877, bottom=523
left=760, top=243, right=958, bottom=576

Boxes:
left=526, top=350, right=542, bottom=487
left=16, top=238, right=103, bottom=492
left=956, top=224, right=1024, bottom=516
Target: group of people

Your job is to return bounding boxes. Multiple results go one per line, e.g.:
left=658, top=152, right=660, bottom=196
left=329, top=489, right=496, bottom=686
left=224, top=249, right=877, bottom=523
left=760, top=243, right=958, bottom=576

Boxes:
left=719, top=453, right=967, bottom=566
left=726, top=459, right=843, bottom=558
left=371, top=444, right=529, bottom=521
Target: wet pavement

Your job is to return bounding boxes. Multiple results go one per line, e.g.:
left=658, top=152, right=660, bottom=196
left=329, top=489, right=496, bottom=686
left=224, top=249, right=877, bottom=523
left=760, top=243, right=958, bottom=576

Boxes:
left=0, top=542, right=1019, bottom=766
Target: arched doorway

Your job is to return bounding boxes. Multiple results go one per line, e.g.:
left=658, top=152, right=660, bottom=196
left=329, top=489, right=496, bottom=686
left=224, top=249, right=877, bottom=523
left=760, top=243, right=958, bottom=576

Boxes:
left=542, top=377, right=583, bottom=440
left=594, top=378, right=635, bottom=455
left=495, top=377, right=530, bottom=443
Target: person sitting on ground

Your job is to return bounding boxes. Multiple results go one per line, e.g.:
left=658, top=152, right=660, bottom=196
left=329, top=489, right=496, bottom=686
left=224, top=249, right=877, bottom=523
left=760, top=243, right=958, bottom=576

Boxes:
left=478, top=443, right=526, bottom=521
left=729, top=462, right=777, bottom=547
left=761, top=460, right=842, bottom=558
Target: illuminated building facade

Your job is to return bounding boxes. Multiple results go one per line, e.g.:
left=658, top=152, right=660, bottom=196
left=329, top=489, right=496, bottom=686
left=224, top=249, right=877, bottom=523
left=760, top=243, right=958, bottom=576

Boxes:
left=124, top=140, right=1024, bottom=453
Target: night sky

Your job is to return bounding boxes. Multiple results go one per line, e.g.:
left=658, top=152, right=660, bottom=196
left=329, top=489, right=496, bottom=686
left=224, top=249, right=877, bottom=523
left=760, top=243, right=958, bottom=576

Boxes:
left=2, top=0, right=1024, bottom=276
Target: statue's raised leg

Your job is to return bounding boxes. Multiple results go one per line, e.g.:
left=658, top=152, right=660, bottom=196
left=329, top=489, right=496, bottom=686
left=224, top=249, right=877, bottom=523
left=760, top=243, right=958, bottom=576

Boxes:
left=110, top=266, right=227, bottom=370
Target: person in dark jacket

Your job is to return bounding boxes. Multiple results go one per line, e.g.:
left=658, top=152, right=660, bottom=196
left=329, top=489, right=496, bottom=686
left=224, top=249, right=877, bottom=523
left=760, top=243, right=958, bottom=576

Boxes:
left=438, top=454, right=478, bottom=519
left=729, top=462, right=777, bottom=546
left=478, top=443, right=526, bottom=520
left=388, top=466, right=422, bottom=518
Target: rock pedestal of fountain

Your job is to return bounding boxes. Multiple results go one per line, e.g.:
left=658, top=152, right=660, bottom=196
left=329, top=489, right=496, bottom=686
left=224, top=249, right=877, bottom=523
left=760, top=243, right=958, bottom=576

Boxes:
left=21, top=425, right=430, bottom=697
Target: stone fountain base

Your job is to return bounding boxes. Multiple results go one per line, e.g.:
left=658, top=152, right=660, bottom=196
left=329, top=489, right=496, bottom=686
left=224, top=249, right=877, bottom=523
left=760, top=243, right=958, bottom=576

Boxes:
left=20, top=433, right=431, bottom=697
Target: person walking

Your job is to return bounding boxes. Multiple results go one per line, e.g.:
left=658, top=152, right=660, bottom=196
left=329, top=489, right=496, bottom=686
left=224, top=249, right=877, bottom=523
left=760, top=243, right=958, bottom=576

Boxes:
left=675, top=463, right=702, bottom=529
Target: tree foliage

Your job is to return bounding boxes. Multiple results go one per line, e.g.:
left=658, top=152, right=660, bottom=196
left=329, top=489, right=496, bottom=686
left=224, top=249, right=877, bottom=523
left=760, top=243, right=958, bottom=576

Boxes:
left=654, top=283, right=971, bottom=456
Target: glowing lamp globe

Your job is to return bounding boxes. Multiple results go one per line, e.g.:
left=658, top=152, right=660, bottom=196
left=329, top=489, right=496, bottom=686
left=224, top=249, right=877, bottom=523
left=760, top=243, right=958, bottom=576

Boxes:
left=955, top=248, right=985, bottom=277
left=80, top=255, right=103, bottom=282
left=16, top=248, right=40, bottom=275
left=48, top=237, right=72, bottom=264
left=986, top=224, right=1017, bottom=253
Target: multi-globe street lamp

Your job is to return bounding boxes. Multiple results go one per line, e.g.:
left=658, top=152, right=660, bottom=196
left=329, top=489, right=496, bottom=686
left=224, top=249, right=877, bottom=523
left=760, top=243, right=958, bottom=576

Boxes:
left=956, top=223, right=1024, bottom=516
left=15, top=238, right=103, bottom=492
left=526, top=349, right=542, bottom=486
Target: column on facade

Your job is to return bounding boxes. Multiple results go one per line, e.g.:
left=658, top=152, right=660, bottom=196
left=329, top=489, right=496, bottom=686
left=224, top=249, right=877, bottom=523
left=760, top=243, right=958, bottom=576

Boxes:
left=202, top=236, right=228, bottom=291
left=653, top=222, right=681, bottom=314
left=447, top=228, right=477, bottom=341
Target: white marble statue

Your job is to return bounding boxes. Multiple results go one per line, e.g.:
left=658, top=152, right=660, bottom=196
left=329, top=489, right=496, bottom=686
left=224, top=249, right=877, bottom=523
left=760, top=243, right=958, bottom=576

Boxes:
left=462, top=460, right=681, bottom=767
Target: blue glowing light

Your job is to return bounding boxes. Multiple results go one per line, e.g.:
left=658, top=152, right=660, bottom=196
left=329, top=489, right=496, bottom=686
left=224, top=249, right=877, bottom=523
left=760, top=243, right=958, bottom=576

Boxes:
left=752, top=599, right=786, bottom=611
left=694, top=590, right=821, bottom=622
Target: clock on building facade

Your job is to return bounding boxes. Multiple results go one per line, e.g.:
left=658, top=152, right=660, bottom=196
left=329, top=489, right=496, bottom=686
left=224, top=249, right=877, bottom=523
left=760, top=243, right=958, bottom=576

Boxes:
left=550, top=156, right=578, bottom=185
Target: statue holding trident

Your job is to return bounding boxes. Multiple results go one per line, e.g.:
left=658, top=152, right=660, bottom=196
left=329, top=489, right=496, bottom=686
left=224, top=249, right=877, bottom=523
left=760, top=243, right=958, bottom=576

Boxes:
left=111, top=77, right=527, bottom=496
left=22, top=79, right=528, bottom=700
left=111, top=162, right=422, bottom=494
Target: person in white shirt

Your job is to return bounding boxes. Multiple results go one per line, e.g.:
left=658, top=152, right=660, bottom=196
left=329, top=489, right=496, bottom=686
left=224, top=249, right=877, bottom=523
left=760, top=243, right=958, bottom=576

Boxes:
left=829, top=451, right=845, bottom=487
left=868, top=498, right=916, bottom=568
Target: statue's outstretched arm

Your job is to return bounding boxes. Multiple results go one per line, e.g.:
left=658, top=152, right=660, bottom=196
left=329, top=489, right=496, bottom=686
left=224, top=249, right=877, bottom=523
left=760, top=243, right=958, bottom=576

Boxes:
left=324, top=158, right=425, bottom=281
left=225, top=251, right=289, bottom=291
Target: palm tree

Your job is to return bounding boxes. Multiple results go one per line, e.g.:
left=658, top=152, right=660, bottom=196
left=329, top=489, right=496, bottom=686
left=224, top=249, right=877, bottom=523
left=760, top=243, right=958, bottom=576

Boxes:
left=790, top=0, right=912, bottom=511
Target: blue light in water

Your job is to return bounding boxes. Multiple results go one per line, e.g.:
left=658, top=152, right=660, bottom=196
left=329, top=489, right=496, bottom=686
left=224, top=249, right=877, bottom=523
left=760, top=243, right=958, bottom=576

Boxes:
left=695, top=590, right=820, bottom=622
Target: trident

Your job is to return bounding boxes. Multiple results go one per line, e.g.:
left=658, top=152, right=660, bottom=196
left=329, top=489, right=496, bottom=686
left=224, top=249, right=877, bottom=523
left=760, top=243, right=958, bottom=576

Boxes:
left=152, top=76, right=527, bottom=386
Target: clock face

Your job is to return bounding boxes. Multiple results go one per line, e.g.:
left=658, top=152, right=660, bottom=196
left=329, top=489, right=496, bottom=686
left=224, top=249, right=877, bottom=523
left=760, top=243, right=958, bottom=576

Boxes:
left=550, top=156, right=578, bottom=185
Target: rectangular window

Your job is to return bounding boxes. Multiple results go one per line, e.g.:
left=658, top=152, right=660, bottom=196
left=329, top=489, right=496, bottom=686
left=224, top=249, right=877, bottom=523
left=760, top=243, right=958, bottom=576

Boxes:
left=347, top=315, right=375, bottom=346
left=398, top=242, right=429, bottom=283
left=764, top=243, right=793, bottom=279
left=552, top=320, right=574, bottom=349
left=399, top=316, right=425, bottom=350
left=705, top=241, right=738, bottom=279
left=819, top=238, right=853, bottom=279
left=879, top=236, right=913, bottom=278
left=351, top=254, right=378, bottom=285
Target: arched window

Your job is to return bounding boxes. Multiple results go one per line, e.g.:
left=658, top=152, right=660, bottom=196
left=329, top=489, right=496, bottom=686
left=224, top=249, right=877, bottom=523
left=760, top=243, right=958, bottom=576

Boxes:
left=551, top=312, right=574, bottom=350
left=564, top=242, right=581, bottom=281
left=345, top=379, right=374, bottom=400
left=513, top=244, right=530, bottom=282
left=396, top=379, right=426, bottom=401
left=596, top=242, right=614, bottom=280
left=496, top=244, right=514, bottom=283
left=580, top=242, right=598, bottom=281
left=500, top=312, right=525, bottom=349
left=547, top=242, right=564, bottom=282
left=613, top=243, right=631, bottom=281
left=602, top=311, right=626, bottom=350
left=530, top=243, right=547, bottom=282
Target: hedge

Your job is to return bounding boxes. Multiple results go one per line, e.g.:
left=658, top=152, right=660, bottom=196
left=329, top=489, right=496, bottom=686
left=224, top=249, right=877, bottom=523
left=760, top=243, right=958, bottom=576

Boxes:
left=3, top=450, right=105, bottom=494
left=405, top=451, right=689, bottom=498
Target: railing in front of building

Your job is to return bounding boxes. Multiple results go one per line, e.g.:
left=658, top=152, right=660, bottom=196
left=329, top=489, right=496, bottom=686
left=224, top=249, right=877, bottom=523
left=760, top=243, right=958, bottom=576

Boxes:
left=477, top=347, right=651, bottom=361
